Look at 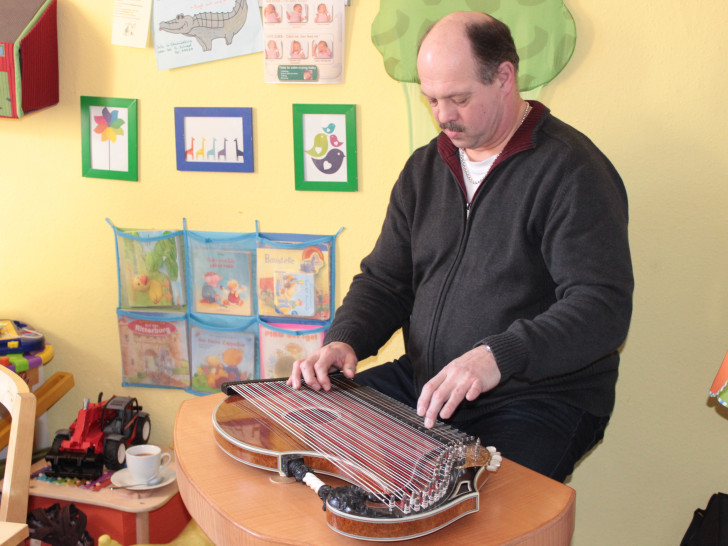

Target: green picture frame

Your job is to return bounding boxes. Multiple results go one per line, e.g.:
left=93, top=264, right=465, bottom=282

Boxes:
left=293, top=104, right=357, bottom=192
left=81, top=96, right=138, bottom=181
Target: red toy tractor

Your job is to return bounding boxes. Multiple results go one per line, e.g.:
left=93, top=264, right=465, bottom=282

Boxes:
left=45, top=393, right=151, bottom=479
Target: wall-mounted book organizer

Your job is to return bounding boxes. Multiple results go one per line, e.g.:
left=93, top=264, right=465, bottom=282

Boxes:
left=108, top=219, right=342, bottom=395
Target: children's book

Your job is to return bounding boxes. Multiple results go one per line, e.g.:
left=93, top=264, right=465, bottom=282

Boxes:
left=259, top=323, right=324, bottom=378
left=191, top=249, right=253, bottom=316
left=117, top=230, right=186, bottom=309
left=273, top=271, right=315, bottom=316
left=117, top=314, right=190, bottom=388
left=189, top=327, right=256, bottom=393
left=257, top=244, right=330, bottom=319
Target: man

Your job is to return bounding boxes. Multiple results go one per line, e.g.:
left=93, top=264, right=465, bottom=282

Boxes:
left=288, top=11, right=633, bottom=482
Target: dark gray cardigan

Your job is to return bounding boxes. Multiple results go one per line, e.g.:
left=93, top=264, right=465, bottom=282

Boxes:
left=325, top=101, right=634, bottom=421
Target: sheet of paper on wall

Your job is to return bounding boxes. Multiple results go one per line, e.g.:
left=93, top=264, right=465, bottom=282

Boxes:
left=261, top=0, right=345, bottom=84
left=153, top=0, right=264, bottom=70
left=111, top=0, right=153, bottom=48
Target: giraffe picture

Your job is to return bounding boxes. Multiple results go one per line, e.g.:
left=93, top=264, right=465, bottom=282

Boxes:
left=174, top=107, right=254, bottom=173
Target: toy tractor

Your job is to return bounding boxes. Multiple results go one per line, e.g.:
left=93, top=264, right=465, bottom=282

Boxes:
left=45, top=393, right=151, bottom=479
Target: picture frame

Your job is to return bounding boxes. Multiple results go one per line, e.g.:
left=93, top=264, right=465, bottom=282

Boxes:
left=81, top=96, right=138, bottom=181
left=174, top=107, right=254, bottom=172
left=293, top=104, right=357, bottom=192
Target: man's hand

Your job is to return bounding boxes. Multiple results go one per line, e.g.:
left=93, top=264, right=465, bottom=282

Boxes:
left=287, top=341, right=358, bottom=391
left=416, top=345, right=501, bottom=428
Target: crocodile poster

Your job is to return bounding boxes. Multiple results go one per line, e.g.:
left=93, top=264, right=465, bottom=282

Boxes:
left=153, top=0, right=264, bottom=70
left=261, top=0, right=345, bottom=84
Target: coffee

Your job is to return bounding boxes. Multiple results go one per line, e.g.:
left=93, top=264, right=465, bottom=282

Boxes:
left=126, top=444, right=171, bottom=483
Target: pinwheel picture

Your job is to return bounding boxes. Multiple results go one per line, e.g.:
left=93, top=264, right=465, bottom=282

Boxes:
left=92, top=106, right=127, bottom=170
left=81, top=96, right=138, bottom=181
left=95, top=107, right=125, bottom=141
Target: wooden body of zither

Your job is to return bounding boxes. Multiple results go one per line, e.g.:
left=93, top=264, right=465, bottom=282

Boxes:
left=213, top=376, right=501, bottom=541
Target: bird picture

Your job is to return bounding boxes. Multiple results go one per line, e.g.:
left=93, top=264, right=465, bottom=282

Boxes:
left=310, top=148, right=345, bottom=175
left=305, top=132, right=329, bottom=158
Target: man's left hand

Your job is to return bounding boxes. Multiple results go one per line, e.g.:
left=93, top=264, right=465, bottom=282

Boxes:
left=416, top=345, right=502, bottom=428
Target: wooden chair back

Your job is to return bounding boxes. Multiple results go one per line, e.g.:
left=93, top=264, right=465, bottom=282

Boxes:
left=0, top=365, right=36, bottom=545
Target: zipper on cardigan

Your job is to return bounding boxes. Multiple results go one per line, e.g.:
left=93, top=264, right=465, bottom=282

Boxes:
left=425, top=194, right=474, bottom=379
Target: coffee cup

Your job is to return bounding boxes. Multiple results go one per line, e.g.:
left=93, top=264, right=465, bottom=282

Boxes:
left=125, top=444, right=171, bottom=483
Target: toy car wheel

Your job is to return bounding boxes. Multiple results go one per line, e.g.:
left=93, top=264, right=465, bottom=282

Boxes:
left=134, top=414, right=151, bottom=444
left=50, top=429, right=71, bottom=451
left=104, top=435, right=126, bottom=470
left=47, top=429, right=71, bottom=462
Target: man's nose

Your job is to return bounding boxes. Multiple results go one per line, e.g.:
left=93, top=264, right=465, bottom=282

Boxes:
left=435, top=102, right=457, bottom=125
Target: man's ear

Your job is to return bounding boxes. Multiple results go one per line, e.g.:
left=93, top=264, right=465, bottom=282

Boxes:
left=496, top=62, right=516, bottom=93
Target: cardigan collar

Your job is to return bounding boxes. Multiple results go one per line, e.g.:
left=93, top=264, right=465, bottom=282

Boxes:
left=438, top=100, right=547, bottom=190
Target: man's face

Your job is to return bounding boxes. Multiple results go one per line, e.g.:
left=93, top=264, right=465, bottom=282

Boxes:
left=417, top=40, right=506, bottom=155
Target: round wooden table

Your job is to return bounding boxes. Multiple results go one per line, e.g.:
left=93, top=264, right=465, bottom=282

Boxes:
left=174, top=392, right=576, bottom=545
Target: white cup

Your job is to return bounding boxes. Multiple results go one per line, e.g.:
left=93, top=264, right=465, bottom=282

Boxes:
left=125, top=444, right=171, bottom=483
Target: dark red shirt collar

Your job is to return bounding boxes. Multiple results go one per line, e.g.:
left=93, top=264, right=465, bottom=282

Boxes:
left=438, top=100, right=546, bottom=189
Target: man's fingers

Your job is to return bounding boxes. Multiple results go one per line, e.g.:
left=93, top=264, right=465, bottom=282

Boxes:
left=465, top=382, right=482, bottom=402
left=418, top=374, right=447, bottom=428
left=302, top=357, right=325, bottom=390
left=286, top=361, right=302, bottom=388
left=340, top=358, right=357, bottom=379
left=418, top=372, right=480, bottom=427
left=417, top=377, right=438, bottom=417
left=437, top=385, right=469, bottom=421
left=288, top=342, right=357, bottom=391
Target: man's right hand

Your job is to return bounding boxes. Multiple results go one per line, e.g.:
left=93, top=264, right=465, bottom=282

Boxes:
left=287, top=341, right=358, bottom=391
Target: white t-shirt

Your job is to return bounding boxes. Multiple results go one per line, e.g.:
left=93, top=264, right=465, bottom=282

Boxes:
left=460, top=150, right=498, bottom=202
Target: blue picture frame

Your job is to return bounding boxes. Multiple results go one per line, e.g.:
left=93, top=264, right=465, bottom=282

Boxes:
left=174, top=107, right=254, bottom=172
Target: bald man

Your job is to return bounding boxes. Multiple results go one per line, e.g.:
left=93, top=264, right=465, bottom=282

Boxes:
left=289, top=11, right=633, bottom=482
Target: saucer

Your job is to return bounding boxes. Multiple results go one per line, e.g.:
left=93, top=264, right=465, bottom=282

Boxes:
left=110, top=466, right=176, bottom=490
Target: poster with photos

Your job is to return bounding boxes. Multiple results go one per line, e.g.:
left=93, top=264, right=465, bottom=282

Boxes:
left=261, top=0, right=345, bottom=83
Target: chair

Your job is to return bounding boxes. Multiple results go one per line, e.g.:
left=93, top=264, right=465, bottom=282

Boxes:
left=0, top=366, right=37, bottom=546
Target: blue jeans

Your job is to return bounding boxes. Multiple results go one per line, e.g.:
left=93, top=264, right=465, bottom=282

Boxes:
left=355, top=357, right=609, bottom=483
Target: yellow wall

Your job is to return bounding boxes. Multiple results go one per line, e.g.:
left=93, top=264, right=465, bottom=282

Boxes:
left=2, top=1, right=728, bottom=543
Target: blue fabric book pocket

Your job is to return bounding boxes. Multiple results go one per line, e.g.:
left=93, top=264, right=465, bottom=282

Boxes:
left=256, top=231, right=338, bottom=322
left=186, top=231, right=257, bottom=317
left=188, top=315, right=257, bottom=394
left=109, top=220, right=186, bottom=312
left=117, top=310, right=189, bottom=389
left=258, top=321, right=326, bottom=379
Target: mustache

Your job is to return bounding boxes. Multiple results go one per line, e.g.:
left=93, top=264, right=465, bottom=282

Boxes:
left=440, top=121, right=465, bottom=132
